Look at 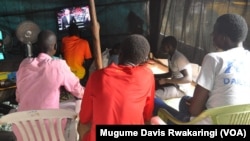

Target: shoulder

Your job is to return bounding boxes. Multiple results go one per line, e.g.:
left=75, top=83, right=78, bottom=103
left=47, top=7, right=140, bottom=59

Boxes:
left=51, top=58, right=68, bottom=67
left=137, top=65, right=155, bottom=78
left=19, top=58, right=33, bottom=67
left=174, top=50, right=189, bottom=61
left=87, top=68, right=104, bottom=82
left=61, top=36, right=69, bottom=42
left=52, top=59, right=73, bottom=74
left=200, top=52, right=225, bottom=68
left=203, top=52, right=223, bottom=62
left=79, top=38, right=89, bottom=44
left=21, top=57, right=32, bottom=63
left=173, top=50, right=190, bottom=66
left=137, top=65, right=155, bottom=83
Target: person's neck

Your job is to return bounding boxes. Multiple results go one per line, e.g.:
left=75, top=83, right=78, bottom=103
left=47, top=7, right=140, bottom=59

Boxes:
left=119, top=61, right=137, bottom=66
left=224, top=42, right=243, bottom=51
left=235, top=42, right=243, bottom=47
left=125, top=62, right=137, bottom=66
left=46, top=52, right=55, bottom=57
left=169, top=50, right=175, bottom=59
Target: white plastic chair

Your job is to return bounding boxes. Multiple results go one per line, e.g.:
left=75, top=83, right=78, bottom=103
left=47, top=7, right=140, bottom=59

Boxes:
left=0, top=109, right=78, bottom=141
left=158, top=104, right=250, bottom=125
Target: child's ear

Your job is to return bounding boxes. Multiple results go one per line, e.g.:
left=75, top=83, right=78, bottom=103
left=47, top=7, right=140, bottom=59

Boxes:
left=54, top=43, right=57, bottom=50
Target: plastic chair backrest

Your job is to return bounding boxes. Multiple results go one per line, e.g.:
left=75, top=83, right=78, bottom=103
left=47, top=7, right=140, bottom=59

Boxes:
left=0, top=109, right=77, bottom=141
left=203, top=104, right=250, bottom=124
left=158, top=104, right=250, bottom=125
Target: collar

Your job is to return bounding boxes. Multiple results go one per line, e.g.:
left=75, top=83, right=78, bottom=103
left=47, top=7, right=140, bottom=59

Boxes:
left=37, top=53, right=53, bottom=59
left=125, top=62, right=137, bottom=66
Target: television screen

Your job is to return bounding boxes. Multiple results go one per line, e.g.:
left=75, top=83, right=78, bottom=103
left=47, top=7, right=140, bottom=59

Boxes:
left=56, top=6, right=91, bottom=31
left=0, top=52, right=4, bottom=60
left=0, top=31, right=4, bottom=61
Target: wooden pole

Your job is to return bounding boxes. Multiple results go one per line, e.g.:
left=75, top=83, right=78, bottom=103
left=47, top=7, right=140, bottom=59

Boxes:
left=89, top=0, right=103, bottom=70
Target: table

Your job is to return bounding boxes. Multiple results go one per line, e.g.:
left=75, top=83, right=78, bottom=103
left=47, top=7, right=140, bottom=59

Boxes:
left=0, top=79, right=16, bottom=104
left=146, top=59, right=168, bottom=74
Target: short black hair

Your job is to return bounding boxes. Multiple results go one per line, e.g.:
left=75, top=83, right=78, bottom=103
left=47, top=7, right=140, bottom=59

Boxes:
left=119, top=34, right=150, bottom=65
left=37, top=30, right=56, bottom=53
left=214, top=13, right=248, bottom=42
left=161, top=36, right=177, bottom=49
left=68, top=23, right=79, bottom=36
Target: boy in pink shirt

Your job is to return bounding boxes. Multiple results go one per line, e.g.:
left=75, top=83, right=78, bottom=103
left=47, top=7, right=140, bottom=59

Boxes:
left=16, top=30, right=84, bottom=112
left=14, top=30, right=84, bottom=141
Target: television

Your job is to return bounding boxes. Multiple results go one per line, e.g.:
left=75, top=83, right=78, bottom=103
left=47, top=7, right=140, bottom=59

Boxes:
left=0, top=52, right=4, bottom=60
left=56, top=5, right=91, bottom=32
left=0, top=31, right=4, bottom=61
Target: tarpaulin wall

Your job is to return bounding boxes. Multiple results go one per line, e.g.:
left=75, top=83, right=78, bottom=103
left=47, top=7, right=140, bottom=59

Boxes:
left=0, top=0, right=149, bottom=68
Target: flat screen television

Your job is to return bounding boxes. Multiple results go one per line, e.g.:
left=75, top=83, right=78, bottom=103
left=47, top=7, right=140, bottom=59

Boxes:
left=56, top=5, right=91, bottom=32
left=0, top=31, right=4, bottom=61
left=0, top=52, right=4, bottom=60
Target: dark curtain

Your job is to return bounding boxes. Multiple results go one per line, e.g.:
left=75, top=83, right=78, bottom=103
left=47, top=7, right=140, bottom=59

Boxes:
left=149, top=0, right=167, bottom=55
left=151, top=0, right=250, bottom=65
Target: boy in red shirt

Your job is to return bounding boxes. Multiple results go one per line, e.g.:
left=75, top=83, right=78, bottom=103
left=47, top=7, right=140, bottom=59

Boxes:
left=78, top=34, right=155, bottom=141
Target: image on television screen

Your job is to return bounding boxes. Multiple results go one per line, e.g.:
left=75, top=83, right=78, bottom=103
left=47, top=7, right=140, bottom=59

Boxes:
left=0, top=52, right=4, bottom=60
left=56, top=6, right=91, bottom=31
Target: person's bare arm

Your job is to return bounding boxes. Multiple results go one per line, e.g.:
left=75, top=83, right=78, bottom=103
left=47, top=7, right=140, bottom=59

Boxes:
left=158, top=68, right=192, bottom=85
left=188, top=84, right=209, bottom=116
left=77, top=122, right=91, bottom=141
left=154, top=72, right=172, bottom=79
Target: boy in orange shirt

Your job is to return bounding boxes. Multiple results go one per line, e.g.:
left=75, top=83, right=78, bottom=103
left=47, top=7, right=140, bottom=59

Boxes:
left=61, top=23, right=92, bottom=85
